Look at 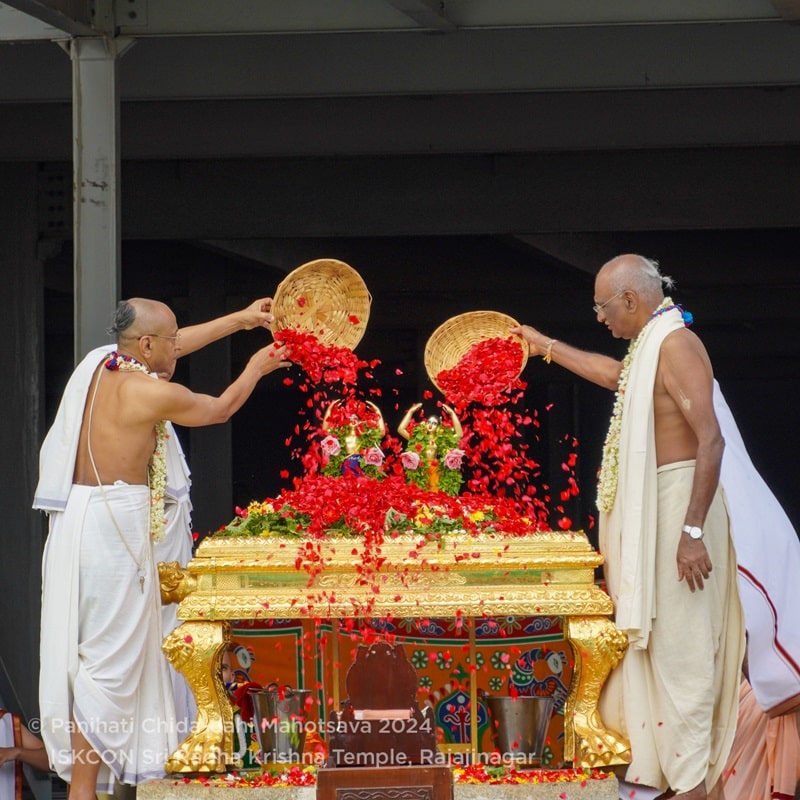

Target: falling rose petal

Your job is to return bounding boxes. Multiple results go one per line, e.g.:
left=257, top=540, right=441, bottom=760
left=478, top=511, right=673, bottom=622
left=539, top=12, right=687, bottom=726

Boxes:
left=436, top=337, right=524, bottom=406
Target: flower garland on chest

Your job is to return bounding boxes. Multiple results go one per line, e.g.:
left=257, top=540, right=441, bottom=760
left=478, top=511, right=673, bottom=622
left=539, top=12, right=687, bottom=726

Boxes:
left=105, top=351, right=168, bottom=541
left=596, top=298, right=692, bottom=514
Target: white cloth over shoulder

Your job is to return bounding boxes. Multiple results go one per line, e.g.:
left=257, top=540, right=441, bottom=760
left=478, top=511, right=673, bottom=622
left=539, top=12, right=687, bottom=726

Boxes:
left=601, top=307, right=685, bottom=649
left=714, top=381, right=800, bottom=713
left=33, top=346, right=191, bottom=514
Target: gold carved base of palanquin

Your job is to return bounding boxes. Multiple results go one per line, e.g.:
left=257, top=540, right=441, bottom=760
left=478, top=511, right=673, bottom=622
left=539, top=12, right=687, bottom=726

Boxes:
left=160, top=531, right=630, bottom=773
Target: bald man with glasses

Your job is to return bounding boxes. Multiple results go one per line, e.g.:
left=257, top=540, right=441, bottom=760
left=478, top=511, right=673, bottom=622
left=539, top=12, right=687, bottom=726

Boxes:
left=513, top=254, right=745, bottom=800
left=34, top=296, right=290, bottom=800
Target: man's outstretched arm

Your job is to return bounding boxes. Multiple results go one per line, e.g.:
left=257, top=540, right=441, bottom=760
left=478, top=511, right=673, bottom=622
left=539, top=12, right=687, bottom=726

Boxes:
left=178, top=298, right=276, bottom=357
left=512, top=324, right=623, bottom=390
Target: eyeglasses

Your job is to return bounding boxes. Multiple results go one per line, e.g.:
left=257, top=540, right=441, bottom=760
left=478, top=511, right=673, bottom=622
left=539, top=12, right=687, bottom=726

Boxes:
left=139, top=332, right=181, bottom=343
left=593, top=289, right=626, bottom=315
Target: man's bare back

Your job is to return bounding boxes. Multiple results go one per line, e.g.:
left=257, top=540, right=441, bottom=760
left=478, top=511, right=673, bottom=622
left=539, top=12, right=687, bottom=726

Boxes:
left=73, top=363, right=161, bottom=486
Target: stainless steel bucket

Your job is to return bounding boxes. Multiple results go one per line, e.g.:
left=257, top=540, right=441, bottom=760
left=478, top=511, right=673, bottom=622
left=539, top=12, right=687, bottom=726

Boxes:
left=483, top=694, right=555, bottom=764
left=249, top=684, right=312, bottom=763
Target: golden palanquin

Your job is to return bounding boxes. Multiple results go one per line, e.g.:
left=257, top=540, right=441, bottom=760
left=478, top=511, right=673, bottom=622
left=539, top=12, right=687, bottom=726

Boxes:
left=160, top=530, right=631, bottom=773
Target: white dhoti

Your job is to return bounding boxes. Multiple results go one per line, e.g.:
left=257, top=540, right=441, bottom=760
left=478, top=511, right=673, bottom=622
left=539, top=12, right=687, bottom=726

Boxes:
left=39, top=484, right=178, bottom=791
left=600, top=462, right=745, bottom=793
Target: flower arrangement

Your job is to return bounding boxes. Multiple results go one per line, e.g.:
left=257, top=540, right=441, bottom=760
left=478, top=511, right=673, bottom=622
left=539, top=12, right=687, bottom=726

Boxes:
left=218, top=474, right=544, bottom=541
left=214, top=325, right=567, bottom=543
left=401, top=416, right=464, bottom=496
left=319, top=399, right=386, bottom=480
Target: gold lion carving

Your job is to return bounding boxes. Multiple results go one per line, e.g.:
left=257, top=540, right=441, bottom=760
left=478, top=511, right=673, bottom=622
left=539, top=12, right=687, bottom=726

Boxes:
left=157, top=560, right=197, bottom=605
left=563, top=615, right=631, bottom=767
left=162, top=620, right=232, bottom=773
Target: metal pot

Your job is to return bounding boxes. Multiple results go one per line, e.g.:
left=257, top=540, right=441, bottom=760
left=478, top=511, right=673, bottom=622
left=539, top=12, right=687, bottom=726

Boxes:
left=482, top=693, right=554, bottom=765
left=249, top=683, right=313, bottom=763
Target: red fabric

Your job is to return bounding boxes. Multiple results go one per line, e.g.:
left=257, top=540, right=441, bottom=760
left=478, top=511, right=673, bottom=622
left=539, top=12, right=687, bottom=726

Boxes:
left=232, top=682, right=262, bottom=723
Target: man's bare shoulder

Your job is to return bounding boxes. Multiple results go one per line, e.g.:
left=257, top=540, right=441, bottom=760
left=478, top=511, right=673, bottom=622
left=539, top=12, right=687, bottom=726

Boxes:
left=114, top=370, right=196, bottom=423
left=659, top=326, right=712, bottom=367
left=656, top=326, right=715, bottom=403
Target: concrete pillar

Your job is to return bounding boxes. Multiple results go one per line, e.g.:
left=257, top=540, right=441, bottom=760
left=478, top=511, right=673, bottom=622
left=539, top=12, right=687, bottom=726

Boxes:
left=69, top=36, right=132, bottom=360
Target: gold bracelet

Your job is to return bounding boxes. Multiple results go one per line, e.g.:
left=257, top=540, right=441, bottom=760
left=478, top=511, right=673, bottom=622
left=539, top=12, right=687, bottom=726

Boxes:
left=543, top=338, right=557, bottom=364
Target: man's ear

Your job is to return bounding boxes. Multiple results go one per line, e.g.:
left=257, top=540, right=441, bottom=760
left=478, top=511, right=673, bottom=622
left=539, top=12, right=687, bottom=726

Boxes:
left=136, top=334, right=153, bottom=358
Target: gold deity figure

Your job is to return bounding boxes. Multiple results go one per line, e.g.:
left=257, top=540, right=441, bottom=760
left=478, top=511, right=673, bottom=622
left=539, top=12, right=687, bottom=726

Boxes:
left=397, top=403, right=463, bottom=491
left=321, top=399, right=386, bottom=476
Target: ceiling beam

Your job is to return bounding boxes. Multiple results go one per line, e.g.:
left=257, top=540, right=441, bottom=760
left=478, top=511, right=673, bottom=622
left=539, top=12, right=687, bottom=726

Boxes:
left=771, top=1, right=800, bottom=22
left=4, top=21, right=800, bottom=99
left=384, top=0, right=456, bottom=33
left=109, top=148, right=800, bottom=239
left=0, top=0, right=97, bottom=37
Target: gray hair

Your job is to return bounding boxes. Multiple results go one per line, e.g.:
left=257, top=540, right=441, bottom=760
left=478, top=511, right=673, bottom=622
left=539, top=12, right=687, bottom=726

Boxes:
left=608, top=255, right=675, bottom=303
left=106, top=300, right=137, bottom=338
left=637, top=256, right=675, bottom=291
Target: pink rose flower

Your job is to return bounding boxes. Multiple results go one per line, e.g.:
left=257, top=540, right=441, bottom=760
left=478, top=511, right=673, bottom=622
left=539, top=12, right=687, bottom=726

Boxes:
left=364, top=447, right=385, bottom=466
left=443, top=448, right=465, bottom=470
left=400, top=451, right=421, bottom=470
left=321, top=435, right=341, bottom=456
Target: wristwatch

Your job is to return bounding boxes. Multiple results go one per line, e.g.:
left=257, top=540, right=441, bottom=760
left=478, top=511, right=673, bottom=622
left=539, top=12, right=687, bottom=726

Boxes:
left=682, top=524, right=703, bottom=540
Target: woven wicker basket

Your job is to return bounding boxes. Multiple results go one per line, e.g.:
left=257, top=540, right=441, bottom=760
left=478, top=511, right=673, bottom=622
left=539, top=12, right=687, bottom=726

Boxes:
left=424, top=310, right=528, bottom=393
left=272, top=258, right=371, bottom=350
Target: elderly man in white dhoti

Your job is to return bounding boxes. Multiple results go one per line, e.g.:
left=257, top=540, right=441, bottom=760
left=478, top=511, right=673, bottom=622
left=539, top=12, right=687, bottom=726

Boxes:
left=513, top=254, right=746, bottom=800
left=33, top=297, right=290, bottom=800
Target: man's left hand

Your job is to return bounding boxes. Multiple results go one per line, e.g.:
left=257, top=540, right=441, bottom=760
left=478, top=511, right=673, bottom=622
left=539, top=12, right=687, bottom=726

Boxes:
left=676, top=536, right=713, bottom=592
left=240, top=298, right=275, bottom=330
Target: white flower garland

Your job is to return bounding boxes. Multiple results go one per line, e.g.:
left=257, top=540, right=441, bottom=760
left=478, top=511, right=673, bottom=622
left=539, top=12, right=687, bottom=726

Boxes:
left=108, top=354, right=168, bottom=541
left=596, top=298, right=673, bottom=514
left=148, top=420, right=168, bottom=541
